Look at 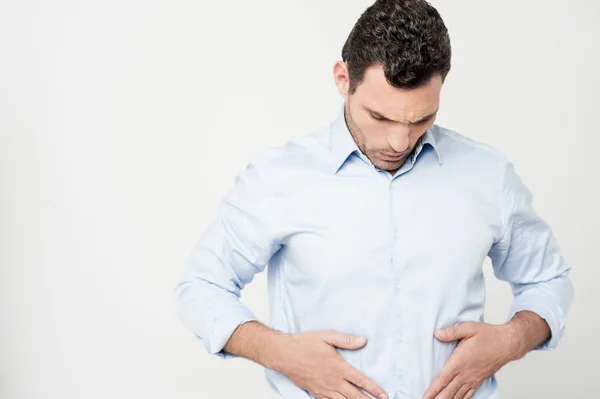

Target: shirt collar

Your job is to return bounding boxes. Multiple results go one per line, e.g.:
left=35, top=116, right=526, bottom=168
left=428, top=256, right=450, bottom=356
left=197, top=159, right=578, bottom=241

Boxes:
left=329, top=101, right=442, bottom=174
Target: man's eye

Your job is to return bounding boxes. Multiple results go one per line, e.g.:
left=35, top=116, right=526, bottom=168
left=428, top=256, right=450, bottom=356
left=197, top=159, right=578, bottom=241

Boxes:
left=370, top=113, right=432, bottom=124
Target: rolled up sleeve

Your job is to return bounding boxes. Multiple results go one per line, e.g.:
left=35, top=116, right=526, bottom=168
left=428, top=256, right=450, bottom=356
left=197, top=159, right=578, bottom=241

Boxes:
left=488, top=162, right=574, bottom=351
left=172, top=154, right=284, bottom=359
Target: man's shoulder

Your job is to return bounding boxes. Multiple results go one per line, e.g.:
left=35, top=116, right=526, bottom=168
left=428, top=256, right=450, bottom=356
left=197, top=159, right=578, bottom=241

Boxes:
left=433, top=123, right=511, bottom=166
left=247, top=127, right=332, bottom=173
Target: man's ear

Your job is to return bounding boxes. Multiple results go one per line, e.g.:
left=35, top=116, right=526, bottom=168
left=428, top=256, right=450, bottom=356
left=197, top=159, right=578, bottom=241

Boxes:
left=333, top=60, right=350, bottom=100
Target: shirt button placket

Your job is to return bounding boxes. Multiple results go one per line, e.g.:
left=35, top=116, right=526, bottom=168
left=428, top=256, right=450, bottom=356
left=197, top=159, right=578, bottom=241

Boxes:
left=389, top=179, right=406, bottom=389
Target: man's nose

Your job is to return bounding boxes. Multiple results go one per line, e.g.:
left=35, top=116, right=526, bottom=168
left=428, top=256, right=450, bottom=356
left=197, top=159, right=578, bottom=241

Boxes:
left=387, top=128, right=411, bottom=152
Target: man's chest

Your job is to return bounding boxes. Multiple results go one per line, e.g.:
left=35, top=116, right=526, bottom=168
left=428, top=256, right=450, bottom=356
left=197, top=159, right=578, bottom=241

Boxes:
left=279, top=171, right=500, bottom=289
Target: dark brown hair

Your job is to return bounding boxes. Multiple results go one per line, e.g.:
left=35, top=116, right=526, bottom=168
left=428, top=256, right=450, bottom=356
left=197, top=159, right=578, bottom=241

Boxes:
left=342, top=0, right=452, bottom=94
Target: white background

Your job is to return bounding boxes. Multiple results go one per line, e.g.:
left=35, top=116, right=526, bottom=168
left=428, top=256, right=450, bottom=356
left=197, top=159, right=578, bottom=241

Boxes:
left=1, top=1, right=598, bottom=398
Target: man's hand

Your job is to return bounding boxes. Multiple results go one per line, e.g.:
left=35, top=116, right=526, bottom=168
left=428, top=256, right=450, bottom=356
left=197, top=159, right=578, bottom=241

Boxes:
left=421, top=321, right=524, bottom=399
left=273, top=330, right=389, bottom=399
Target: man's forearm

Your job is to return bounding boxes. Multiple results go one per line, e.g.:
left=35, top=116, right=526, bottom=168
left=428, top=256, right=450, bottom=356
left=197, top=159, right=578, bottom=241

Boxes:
left=506, top=310, right=551, bottom=360
left=222, top=321, right=290, bottom=370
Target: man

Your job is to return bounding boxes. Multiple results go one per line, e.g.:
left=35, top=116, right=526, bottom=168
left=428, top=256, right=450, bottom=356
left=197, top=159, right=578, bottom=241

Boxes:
left=172, top=1, right=574, bottom=398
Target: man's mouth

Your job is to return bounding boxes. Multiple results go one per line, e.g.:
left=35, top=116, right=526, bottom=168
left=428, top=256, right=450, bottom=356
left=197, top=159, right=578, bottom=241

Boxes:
left=380, top=151, right=408, bottom=161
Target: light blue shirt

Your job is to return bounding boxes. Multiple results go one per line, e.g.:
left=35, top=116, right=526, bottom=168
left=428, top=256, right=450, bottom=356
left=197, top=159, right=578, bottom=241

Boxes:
left=173, top=101, right=573, bottom=399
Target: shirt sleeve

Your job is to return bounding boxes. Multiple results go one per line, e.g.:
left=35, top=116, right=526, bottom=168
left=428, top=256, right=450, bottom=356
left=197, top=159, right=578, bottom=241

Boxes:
left=172, top=155, right=284, bottom=359
left=488, top=161, right=574, bottom=351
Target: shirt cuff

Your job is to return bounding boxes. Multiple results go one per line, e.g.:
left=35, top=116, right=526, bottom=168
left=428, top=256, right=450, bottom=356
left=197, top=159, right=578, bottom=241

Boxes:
left=203, top=304, right=259, bottom=359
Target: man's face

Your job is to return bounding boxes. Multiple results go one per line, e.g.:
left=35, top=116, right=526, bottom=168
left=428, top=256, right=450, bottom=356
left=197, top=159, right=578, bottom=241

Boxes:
left=334, top=62, right=442, bottom=173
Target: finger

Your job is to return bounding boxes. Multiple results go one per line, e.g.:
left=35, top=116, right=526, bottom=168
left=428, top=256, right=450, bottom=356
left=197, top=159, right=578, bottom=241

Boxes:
left=343, top=367, right=388, bottom=399
left=321, top=330, right=367, bottom=350
left=422, top=367, right=458, bottom=399
left=433, top=374, right=461, bottom=399
left=338, top=380, right=374, bottom=399
left=450, top=383, right=470, bottom=399
left=463, top=389, right=477, bottom=399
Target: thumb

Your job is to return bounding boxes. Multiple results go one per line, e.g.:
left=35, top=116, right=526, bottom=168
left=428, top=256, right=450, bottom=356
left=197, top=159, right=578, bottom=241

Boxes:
left=434, top=323, right=472, bottom=342
left=321, top=330, right=367, bottom=349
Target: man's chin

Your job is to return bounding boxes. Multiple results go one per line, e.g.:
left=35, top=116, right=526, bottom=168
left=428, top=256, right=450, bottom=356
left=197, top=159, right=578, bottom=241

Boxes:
left=374, top=157, right=406, bottom=171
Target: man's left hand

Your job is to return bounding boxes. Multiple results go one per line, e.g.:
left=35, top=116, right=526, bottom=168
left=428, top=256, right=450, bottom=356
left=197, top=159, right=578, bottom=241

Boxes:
left=421, top=321, right=524, bottom=399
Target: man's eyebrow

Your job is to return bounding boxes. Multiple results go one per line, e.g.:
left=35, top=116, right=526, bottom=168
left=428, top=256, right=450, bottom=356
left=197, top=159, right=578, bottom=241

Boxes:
left=363, top=105, right=438, bottom=124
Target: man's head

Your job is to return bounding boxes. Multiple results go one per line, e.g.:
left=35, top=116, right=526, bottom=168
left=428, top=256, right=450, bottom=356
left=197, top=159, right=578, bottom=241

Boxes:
left=333, top=0, right=451, bottom=173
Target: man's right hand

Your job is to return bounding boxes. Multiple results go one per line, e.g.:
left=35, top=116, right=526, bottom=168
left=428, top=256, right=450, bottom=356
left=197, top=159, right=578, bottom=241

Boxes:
left=273, top=329, right=388, bottom=399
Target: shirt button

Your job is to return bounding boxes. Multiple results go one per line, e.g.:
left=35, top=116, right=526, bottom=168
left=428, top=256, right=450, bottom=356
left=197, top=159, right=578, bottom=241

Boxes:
left=395, top=282, right=402, bottom=290
left=397, top=334, right=405, bottom=342
left=394, top=230, right=400, bottom=239
left=400, top=386, right=407, bottom=394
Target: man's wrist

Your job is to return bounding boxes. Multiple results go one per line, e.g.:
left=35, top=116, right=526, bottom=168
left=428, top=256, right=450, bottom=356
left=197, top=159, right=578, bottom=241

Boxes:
left=504, top=320, right=528, bottom=361
left=261, top=328, right=294, bottom=371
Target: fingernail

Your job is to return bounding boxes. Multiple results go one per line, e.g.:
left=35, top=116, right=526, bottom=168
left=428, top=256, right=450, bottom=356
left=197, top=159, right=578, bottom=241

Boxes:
left=379, top=394, right=388, bottom=399
left=355, top=336, right=365, bottom=344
